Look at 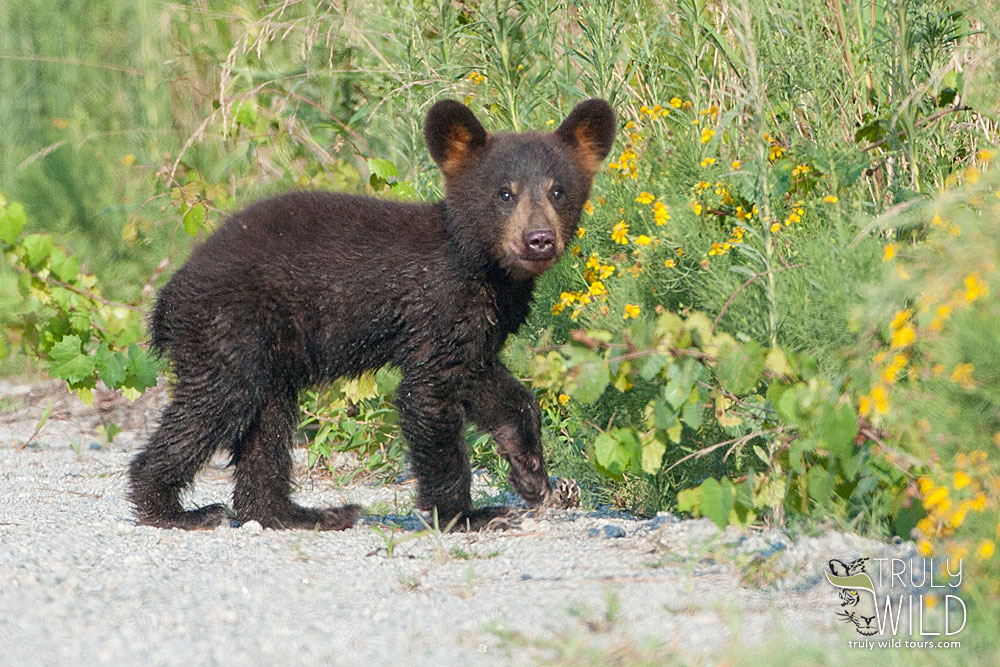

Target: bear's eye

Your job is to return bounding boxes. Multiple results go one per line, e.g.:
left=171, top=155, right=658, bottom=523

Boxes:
left=499, top=187, right=513, bottom=202
left=551, top=186, right=564, bottom=201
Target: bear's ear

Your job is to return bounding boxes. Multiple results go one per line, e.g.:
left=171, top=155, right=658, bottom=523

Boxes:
left=555, top=99, right=616, bottom=179
left=424, top=100, right=489, bottom=178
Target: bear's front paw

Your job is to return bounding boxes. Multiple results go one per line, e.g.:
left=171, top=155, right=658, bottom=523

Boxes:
left=505, top=455, right=552, bottom=507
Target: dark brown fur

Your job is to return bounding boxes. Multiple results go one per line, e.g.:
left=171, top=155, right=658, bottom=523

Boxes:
left=128, top=99, right=615, bottom=530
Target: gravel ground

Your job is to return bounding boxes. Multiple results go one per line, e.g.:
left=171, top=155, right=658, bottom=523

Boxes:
left=0, top=378, right=918, bottom=665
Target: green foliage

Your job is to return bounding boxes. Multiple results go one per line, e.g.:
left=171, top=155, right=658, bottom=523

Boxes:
left=1, top=196, right=159, bottom=403
left=854, top=159, right=1000, bottom=604
left=528, top=306, right=908, bottom=531
left=298, top=368, right=405, bottom=480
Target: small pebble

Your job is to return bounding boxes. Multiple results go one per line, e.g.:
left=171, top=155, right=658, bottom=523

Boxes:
left=241, top=520, right=263, bottom=535
left=603, top=525, right=626, bottom=539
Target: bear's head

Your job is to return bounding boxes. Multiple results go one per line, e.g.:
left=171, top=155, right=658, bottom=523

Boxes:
left=425, top=99, right=616, bottom=280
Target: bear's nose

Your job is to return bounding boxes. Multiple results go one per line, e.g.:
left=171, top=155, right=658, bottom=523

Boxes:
left=523, top=229, right=556, bottom=259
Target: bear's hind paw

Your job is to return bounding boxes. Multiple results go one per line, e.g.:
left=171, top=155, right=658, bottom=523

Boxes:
left=249, top=503, right=362, bottom=531
left=138, top=503, right=232, bottom=530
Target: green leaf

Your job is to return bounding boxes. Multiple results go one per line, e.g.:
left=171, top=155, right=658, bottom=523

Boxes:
left=49, top=248, right=79, bottom=282
left=716, top=339, right=765, bottom=395
left=343, top=372, right=378, bottom=402
left=375, top=367, right=402, bottom=396
left=96, top=344, right=128, bottom=388
left=124, top=344, right=159, bottom=392
left=816, top=402, right=858, bottom=459
left=653, top=398, right=676, bottom=430
left=48, top=335, right=96, bottom=384
left=367, top=158, right=398, bottom=181
left=593, top=429, right=642, bottom=478
left=567, top=358, right=609, bottom=404
left=22, top=234, right=53, bottom=270
left=681, top=388, right=703, bottom=430
left=594, top=431, right=629, bottom=478
left=676, top=487, right=700, bottom=513
left=699, top=477, right=733, bottom=529
left=234, top=99, right=258, bottom=127
left=664, top=358, right=696, bottom=409
left=0, top=201, right=27, bottom=244
left=765, top=348, right=792, bottom=378
left=183, top=204, right=205, bottom=237
left=641, top=436, right=666, bottom=475
left=665, top=419, right=682, bottom=443
left=807, top=464, right=835, bottom=505
left=389, top=181, right=417, bottom=200
left=639, top=352, right=668, bottom=381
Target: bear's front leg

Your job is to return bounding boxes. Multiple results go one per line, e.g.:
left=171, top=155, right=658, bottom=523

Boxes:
left=465, top=362, right=553, bottom=507
left=397, top=375, right=476, bottom=526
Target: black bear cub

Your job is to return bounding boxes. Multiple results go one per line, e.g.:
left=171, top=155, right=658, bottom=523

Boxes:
left=129, top=98, right=616, bottom=530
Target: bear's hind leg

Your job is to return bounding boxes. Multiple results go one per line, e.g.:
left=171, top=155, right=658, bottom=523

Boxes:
left=233, top=388, right=359, bottom=530
left=129, top=394, right=236, bottom=530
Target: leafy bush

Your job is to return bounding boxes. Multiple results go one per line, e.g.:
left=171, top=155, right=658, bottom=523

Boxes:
left=855, top=156, right=999, bottom=599
left=1, top=196, right=159, bottom=403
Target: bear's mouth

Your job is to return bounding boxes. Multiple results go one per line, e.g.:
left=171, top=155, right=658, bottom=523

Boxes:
left=507, top=245, right=559, bottom=275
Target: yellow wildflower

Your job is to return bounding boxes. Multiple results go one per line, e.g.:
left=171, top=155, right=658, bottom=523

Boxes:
left=708, top=242, right=726, bottom=256
left=950, top=363, right=974, bottom=389
left=858, top=395, right=871, bottom=416
left=731, top=160, right=741, bottom=170
left=978, top=540, right=995, bottom=560
left=577, top=227, right=586, bottom=238
left=824, top=195, right=839, bottom=203
left=918, top=540, right=933, bottom=556
left=583, top=200, right=595, bottom=215
left=954, top=470, right=971, bottom=491
left=121, top=154, right=136, bottom=166
left=690, top=202, right=703, bottom=215
left=918, top=477, right=935, bottom=495
left=636, top=234, right=652, bottom=246
left=653, top=201, right=670, bottom=225
left=890, top=324, right=915, bottom=349
left=770, top=222, right=781, bottom=233
left=701, top=128, right=715, bottom=144
left=558, top=393, right=570, bottom=406
left=664, top=258, right=675, bottom=268
left=623, top=304, right=640, bottom=319
left=468, top=71, right=485, bottom=85
left=588, top=281, right=607, bottom=296
left=768, top=144, right=785, bottom=161
left=669, top=97, right=682, bottom=108
left=636, top=191, right=655, bottom=204
left=964, top=272, right=987, bottom=302
left=883, top=244, right=896, bottom=261
left=870, top=385, right=889, bottom=413
left=923, top=486, right=949, bottom=510
left=889, top=309, right=912, bottom=331
left=611, top=220, right=629, bottom=245
left=681, top=100, right=693, bottom=110
left=700, top=157, right=715, bottom=167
